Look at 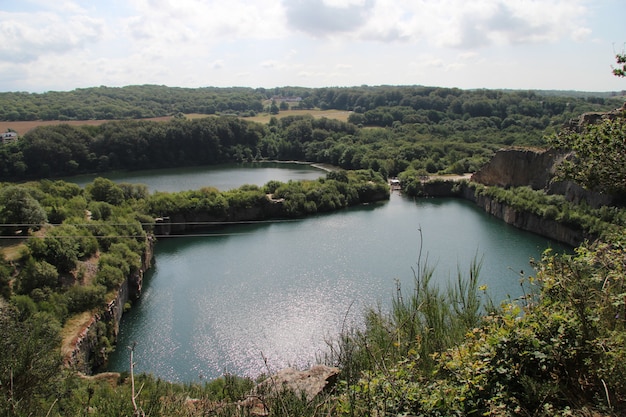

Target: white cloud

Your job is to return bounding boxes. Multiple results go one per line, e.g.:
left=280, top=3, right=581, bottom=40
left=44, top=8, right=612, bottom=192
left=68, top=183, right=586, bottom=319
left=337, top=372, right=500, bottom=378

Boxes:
left=125, top=0, right=287, bottom=43
left=314, top=0, right=592, bottom=48
left=0, top=11, right=105, bottom=62
left=284, top=0, right=374, bottom=36
left=0, top=0, right=622, bottom=92
left=210, top=60, right=225, bottom=70
left=322, top=0, right=370, bottom=7
left=261, top=60, right=281, bottom=69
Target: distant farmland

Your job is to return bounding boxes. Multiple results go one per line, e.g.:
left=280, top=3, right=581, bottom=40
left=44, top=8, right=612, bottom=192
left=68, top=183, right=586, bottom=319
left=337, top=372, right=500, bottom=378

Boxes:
left=0, top=109, right=352, bottom=136
left=0, top=116, right=173, bottom=136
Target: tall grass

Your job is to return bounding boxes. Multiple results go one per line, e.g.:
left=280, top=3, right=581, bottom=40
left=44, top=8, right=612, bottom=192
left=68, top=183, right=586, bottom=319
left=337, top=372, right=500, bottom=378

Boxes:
left=323, top=230, right=487, bottom=393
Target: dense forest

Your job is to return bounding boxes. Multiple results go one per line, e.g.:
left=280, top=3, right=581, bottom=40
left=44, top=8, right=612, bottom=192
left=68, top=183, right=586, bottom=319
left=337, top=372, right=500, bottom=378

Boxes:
left=0, top=86, right=623, bottom=183
left=0, top=84, right=622, bottom=121
left=0, top=83, right=626, bottom=416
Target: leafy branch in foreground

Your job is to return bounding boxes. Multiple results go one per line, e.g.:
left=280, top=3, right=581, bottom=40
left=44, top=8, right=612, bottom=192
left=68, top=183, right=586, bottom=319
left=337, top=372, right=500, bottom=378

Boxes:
left=613, top=48, right=626, bottom=78
left=325, top=230, right=626, bottom=416
left=548, top=110, right=626, bottom=197
left=0, top=305, right=63, bottom=415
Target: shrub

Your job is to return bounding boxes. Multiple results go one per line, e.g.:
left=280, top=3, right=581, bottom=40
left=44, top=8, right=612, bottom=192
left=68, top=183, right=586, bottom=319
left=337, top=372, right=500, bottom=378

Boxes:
left=65, top=284, right=106, bottom=313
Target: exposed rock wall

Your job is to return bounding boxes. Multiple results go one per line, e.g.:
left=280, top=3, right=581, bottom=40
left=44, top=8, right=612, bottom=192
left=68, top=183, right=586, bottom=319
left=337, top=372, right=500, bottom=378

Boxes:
left=154, top=190, right=389, bottom=235
left=470, top=148, right=561, bottom=190
left=471, top=191, right=585, bottom=247
left=563, top=104, right=626, bottom=133
left=66, top=235, right=154, bottom=374
left=471, top=147, right=614, bottom=208
left=418, top=181, right=587, bottom=247
left=155, top=196, right=285, bottom=235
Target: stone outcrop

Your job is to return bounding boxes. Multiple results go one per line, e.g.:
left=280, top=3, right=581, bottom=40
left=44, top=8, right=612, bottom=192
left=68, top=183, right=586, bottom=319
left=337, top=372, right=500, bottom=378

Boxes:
left=563, top=103, right=626, bottom=133
left=240, top=366, right=340, bottom=416
left=470, top=104, right=625, bottom=208
left=470, top=147, right=614, bottom=208
left=253, top=365, right=339, bottom=401
left=470, top=147, right=562, bottom=190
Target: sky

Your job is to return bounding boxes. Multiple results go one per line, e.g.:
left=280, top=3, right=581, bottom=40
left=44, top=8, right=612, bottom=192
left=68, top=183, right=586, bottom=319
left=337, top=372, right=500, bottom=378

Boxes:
left=0, top=0, right=625, bottom=93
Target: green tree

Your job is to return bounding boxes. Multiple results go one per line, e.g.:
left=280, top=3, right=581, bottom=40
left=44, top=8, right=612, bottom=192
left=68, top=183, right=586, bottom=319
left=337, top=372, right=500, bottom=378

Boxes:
left=27, top=234, right=79, bottom=274
left=548, top=111, right=626, bottom=197
left=0, top=186, right=47, bottom=235
left=65, top=284, right=107, bottom=313
left=87, top=177, right=125, bottom=205
left=16, top=258, right=59, bottom=295
left=269, top=100, right=280, bottom=115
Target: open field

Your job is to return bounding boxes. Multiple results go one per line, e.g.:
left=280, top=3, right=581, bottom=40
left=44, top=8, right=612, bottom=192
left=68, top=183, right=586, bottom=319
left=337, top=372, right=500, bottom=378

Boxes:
left=242, top=109, right=352, bottom=123
left=181, top=109, right=352, bottom=124
left=1, top=109, right=351, bottom=136
left=0, top=116, right=173, bottom=136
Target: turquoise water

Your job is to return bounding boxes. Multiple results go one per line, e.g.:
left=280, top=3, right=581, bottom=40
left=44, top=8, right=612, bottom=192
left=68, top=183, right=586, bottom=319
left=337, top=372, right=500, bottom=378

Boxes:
left=103, top=166, right=566, bottom=382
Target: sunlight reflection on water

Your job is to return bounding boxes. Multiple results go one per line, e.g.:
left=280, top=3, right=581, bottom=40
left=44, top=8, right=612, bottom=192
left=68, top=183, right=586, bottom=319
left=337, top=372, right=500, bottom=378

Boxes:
left=107, top=193, right=567, bottom=382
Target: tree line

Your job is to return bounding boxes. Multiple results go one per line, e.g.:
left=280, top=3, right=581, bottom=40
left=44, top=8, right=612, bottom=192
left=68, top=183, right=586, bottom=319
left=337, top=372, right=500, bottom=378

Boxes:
left=0, top=84, right=622, bottom=122
left=1, top=91, right=622, bottom=184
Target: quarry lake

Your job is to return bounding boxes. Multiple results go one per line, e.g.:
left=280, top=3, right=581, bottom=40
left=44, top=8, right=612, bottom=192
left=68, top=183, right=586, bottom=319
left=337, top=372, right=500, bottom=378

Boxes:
left=94, top=163, right=568, bottom=382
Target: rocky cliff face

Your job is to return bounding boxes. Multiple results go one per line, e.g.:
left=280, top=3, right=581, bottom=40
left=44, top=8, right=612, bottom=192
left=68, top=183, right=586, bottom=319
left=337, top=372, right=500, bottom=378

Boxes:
left=563, top=104, right=626, bottom=133
left=154, top=196, right=285, bottom=235
left=471, top=147, right=614, bottom=208
left=471, top=147, right=563, bottom=190
left=471, top=105, right=626, bottom=207
left=66, top=235, right=154, bottom=374
left=415, top=145, right=608, bottom=246
left=471, top=191, right=585, bottom=247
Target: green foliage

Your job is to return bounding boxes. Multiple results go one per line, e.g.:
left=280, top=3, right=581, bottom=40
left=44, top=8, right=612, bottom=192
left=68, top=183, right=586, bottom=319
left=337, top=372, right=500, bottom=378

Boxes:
left=65, top=284, right=106, bottom=313
left=613, top=50, right=626, bottom=78
left=15, top=257, right=60, bottom=295
left=87, top=216, right=147, bottom=252
left=0, top=87, right=621, bottom=182
left=142, top=170, right=387, bottom=225
left=0, top=88, right=623, bottom=414
left=0, top=306, right=62, bottom=416
left=145, top=187, right=229, bottom=217
left=0, top=185, right=47, bottom=235
left=325, top=228, right=626, bottom=416
left=223, top=186, right=267, bottom=210
left=97, top=242, right=141, bottom=290
left=27, top=233, right=79, bottom=274
left=87, top=177, right=125, bottom=205
left=118, top=182, right=149, bottom=200
left=0, top=259, right=11, bottom=299
left=88, top=200, right=114, bottom=220
left=471, top=183, right=626, bottom=239
left=548, top=110, right=626, bottom=197
left=0, top=85, right=266, bottom=121
left=34, top=290, right=69, bottom=324
left=95, top=264, right=125, bottom=290
left=10, top=294, right=38, bottom=320
left=324, top=251, right=487, bottom=415
left=268, top=170, right=387, bottom=217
